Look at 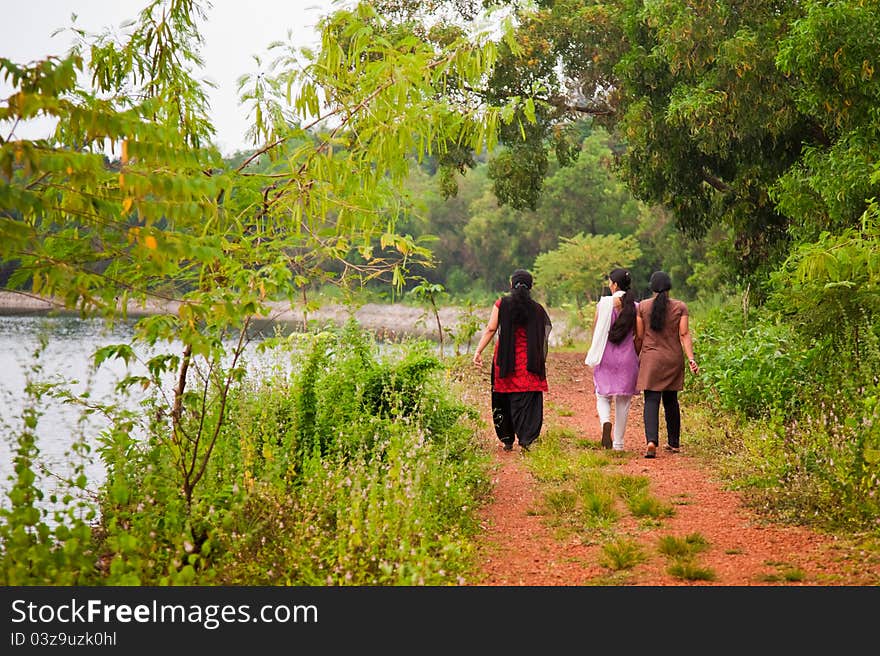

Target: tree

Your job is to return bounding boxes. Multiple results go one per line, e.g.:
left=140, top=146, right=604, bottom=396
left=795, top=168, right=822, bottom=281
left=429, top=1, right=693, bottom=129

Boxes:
left=772, top=1, right=880, bottom=242
left=0, top=0, right=518, bottom=513
left=532, top=232, right=641, bottom=307
left=531, top=128, right=642, bottom=247
left=410, top=278, right=448, bottom=354
left=461, top=187, right=529, bottom=289
left=379, top=1, right=878, bottom=293
left=584, top=0, right=811, bottom=286
left=770, top=198, right=880, bottom=356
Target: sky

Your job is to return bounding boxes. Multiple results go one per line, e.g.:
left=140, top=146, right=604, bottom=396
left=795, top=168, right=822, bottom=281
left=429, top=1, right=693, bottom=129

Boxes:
left=1, top=0, right=349, bottom=155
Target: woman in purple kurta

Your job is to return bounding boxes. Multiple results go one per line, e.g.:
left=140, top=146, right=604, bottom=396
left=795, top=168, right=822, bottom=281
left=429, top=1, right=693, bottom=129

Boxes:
left=588, top=269, right=640, bottom=450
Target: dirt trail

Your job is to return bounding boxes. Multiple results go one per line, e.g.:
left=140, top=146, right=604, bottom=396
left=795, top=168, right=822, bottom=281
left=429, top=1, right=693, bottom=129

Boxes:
left=463, top=351, right=879, bottom=586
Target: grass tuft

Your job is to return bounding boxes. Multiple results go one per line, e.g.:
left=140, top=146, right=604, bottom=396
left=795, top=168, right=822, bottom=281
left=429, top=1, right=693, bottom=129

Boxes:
left=601, top=538, right=647, bottom=571
left=627, top=493, right=675, bottom=519
left=667, top=558, right=716, bottom=581
left=658, top=533, right=710, bottom=557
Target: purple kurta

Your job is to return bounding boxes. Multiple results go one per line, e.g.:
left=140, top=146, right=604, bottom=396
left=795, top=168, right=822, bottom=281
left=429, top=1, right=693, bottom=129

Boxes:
left=593, top=305, right=639, bottom=396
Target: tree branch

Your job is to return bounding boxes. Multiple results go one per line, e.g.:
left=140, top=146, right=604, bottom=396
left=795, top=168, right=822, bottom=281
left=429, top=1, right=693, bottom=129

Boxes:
left=702, top=171, right=734, bottom=193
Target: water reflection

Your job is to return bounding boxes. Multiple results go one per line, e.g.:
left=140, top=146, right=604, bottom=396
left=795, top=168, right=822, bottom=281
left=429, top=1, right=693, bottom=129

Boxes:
left=0, top=314, right=283, bottom=501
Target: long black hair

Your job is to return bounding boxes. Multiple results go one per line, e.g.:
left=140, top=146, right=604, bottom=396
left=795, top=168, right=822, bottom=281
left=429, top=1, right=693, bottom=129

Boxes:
left=497, top=268, right=551, bottom=378
left=607, top=268, right=636, bottom=344
left=648, top=271, right=672, bottom=332
left=508, top=268, right=534, bottom=326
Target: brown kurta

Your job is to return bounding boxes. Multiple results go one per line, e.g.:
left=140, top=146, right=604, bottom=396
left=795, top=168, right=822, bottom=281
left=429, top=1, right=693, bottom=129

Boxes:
left=636, top=297, right=689, bottom=391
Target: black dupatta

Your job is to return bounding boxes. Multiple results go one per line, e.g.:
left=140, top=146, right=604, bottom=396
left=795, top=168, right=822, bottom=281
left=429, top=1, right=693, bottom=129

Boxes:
left=496, top=296, right=551, bottom=380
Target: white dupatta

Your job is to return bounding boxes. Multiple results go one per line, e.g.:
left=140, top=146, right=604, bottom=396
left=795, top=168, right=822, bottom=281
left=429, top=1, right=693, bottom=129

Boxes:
left=584, top=290, right=625, bottom=366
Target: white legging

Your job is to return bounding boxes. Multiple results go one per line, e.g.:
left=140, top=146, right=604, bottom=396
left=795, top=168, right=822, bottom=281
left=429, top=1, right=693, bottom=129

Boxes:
left=595, top=393, right=633, bottom=450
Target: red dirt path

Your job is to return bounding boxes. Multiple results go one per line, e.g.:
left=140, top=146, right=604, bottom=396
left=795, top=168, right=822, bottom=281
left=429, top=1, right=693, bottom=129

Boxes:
left=462, top=351, right=880, bottom=586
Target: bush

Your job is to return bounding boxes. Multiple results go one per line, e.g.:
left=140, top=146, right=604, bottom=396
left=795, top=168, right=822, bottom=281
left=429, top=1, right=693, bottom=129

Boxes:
left=688, top=300, right=880, bottom=532
left=89, top=321, right=491, bottom=584
left=693, top=305, right=816, bottom=420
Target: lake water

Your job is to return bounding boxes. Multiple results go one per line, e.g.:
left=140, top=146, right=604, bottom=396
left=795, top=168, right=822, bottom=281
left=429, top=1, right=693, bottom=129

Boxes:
left=0, top=314, right=297, bottom=503
left=0, top=313, right=450, bottom=506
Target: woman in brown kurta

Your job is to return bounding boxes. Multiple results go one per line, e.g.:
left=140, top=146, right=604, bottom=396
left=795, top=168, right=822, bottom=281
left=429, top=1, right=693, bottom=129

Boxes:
left=636, top=271, right=699, bottom=458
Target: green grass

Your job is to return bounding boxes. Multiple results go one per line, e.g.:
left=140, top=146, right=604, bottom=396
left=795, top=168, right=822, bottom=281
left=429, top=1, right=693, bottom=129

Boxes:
left=757, top=562, right=806, bottom=583
left=516, top=418, right=684, bottom=580
left=601, top=538, right=647, bottom=571
left=657, top=533, right=710, bottom=557
left=657, top=533, right=715, bottom=581
left=627, top=493, right=675, bottom=520
left=579, top=490, right=620, bottom=524
left=613, top=473, right=651, bottom=499
left=667, top=558, right=717, bottom=581
left=544, top=488, right=579, bottom=515
left=547, top=401, right=575, bottom=417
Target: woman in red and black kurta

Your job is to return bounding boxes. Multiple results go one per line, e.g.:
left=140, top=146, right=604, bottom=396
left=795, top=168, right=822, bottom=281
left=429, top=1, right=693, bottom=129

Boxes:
left=472, top=269, right=552, bottom=452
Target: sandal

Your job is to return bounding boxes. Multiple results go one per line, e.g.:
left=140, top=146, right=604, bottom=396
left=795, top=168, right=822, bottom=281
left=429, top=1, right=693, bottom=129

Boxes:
left=663, top=445, right=680, bottom=453
left=644, top=443, right=657, bottom=459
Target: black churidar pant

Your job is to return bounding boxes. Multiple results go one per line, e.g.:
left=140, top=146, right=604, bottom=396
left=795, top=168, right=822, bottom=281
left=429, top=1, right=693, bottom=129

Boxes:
left=642, top=389, right=680, bottom=448
left=492, top=390, right=543, bottom=448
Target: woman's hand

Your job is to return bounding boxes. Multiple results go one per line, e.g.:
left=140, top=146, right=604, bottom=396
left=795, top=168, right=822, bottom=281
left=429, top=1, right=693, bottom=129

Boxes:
left=472, top=304, right=498, bottom=369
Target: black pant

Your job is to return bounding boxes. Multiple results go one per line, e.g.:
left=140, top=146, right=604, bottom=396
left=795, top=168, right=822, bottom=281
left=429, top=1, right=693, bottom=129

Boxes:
left=492, top=391, right=544, bottom=448
left=643, top=390, right=680, bottom=448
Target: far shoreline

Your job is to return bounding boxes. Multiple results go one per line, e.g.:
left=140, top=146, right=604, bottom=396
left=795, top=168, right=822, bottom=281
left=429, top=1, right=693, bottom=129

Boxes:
left=0, top=291, right=584, bottom=347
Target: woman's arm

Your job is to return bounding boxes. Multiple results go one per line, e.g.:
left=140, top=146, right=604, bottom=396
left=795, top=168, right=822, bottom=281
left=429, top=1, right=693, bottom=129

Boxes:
left=635, top=314, right=645, bottom=356
left=679, top=314, right=699, bottom=374
left=473, top=304, right=500, bottom=367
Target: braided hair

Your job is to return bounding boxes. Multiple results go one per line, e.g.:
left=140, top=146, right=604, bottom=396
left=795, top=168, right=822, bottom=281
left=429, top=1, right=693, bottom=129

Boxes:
left=648, top=271, right=672, bottom=332
left=509, top=268, right=533, bottom=326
